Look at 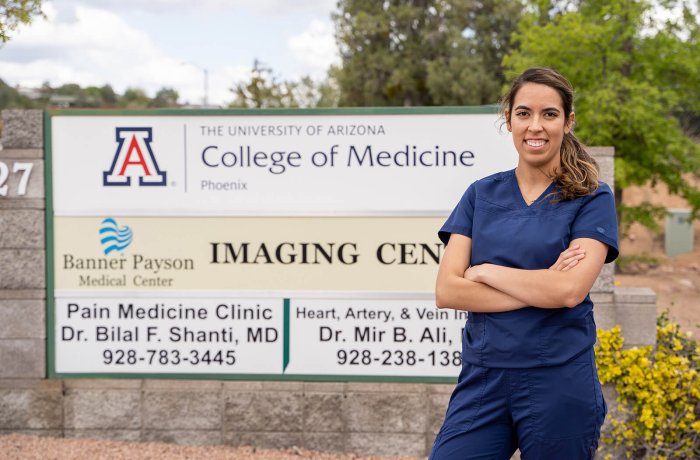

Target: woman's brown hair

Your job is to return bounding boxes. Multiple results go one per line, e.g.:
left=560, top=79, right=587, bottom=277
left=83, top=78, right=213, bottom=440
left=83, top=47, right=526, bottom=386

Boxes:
left=500, top=67, right=599, bottom=200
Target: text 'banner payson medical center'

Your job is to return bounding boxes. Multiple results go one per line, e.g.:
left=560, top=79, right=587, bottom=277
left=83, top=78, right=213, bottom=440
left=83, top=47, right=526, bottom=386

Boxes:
left=49, top=110, right=517, bottom=380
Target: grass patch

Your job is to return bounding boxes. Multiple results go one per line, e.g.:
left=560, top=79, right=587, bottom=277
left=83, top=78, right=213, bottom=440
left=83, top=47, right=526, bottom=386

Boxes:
left=616, top=253, right=659, bottom=272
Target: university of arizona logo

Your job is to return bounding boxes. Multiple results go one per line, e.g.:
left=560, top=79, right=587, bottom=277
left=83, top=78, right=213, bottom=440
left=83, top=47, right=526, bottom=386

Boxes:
left=99, top=218, right=133, bottom=255
left=103, top=127, right=166, bottom=186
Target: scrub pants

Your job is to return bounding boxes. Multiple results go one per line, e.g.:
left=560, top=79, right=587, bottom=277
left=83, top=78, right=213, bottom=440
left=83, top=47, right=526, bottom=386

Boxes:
left=429, top=348, right=606, bottom=460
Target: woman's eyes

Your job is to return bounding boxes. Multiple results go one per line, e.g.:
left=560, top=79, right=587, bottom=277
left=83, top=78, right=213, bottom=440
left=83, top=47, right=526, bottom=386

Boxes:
left=515, top=111, right=559, bottom=118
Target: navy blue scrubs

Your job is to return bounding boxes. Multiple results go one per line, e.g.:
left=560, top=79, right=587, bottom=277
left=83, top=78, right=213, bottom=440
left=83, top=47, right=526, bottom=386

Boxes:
left=430, top=169, right=618, bottom=460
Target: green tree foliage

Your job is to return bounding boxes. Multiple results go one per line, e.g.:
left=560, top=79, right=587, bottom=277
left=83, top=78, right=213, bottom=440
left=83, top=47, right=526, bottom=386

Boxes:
left=118, top=88, right=150, bottom=109
left=149, top=87, right=179, bottom=108
left=12, top=82, right=121, bottom=109
left=0, top=78, right=35, bottom=108
left=98, top=85, right=118, bottom=107
left=0, top=0, right=42, bottom=42
left=80, top=85, right=119, bottom=108
left=0, top=81, right=183, bottom=110
left=229, top=60, right=338, bottom=108
left=229, top=60, right=298, bottom=108
left=53, top=83, right=99, bottom=107
left=333, top=0, right=523, bottom=106
left=42, top=83, right=122, bottom=108
left=293, top=75, right=340, bottom=108
left=465, top=0, right=523, bottom=82
left=503, top=0, right=700, bottom=226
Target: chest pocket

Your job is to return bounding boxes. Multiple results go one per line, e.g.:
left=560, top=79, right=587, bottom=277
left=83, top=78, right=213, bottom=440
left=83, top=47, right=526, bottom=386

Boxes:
left=471, top=198, right=577, bottom=269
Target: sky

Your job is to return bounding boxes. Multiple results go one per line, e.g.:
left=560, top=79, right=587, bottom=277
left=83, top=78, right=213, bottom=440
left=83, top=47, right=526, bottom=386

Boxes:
left=0, top=0, right=340, bottom=106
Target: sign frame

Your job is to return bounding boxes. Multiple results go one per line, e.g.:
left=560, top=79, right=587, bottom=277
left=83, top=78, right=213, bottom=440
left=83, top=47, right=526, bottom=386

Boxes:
left=45, top=105, right=501, bottom=382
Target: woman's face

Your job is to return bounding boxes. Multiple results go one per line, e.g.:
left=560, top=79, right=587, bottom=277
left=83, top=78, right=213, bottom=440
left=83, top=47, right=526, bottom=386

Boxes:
left=507, top=82, right=574, bottom=171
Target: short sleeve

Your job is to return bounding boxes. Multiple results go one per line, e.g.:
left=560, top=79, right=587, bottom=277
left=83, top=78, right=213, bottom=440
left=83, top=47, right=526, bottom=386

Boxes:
left=570, top=182, right=619, bottom=263
left=438, top=184, right=476, bottom=245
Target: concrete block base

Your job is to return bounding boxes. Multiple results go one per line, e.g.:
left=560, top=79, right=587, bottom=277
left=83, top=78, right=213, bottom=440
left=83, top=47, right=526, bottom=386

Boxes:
left=609, top=287, right=657, bottom=347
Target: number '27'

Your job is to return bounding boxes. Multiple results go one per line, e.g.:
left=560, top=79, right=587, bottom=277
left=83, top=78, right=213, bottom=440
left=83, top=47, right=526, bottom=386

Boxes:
left=0, top=161, right=33, bottom=196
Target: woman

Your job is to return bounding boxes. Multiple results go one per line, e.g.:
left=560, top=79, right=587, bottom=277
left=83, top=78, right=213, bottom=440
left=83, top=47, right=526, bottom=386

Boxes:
left=429, top=67, right=618, bottom=460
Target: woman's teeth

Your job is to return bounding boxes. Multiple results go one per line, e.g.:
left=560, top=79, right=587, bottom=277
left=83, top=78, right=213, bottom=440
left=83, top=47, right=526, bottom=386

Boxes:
left=526, top=140, right=546, bottom=147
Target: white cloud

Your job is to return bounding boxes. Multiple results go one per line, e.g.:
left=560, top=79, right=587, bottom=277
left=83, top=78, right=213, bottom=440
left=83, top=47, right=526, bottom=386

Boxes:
left=206, top=64, right=251, bottom=107
left=77, top=0, right=337, bottom=16
left=0, top=3, right=249, bottom=106
left=288, top=19, right=339, bottom=77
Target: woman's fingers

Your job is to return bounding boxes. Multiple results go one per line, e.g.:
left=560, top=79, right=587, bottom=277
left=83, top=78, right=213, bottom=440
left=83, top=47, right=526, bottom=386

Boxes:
left=551, top=244, right=586, bottom=271
left=561, top=251, right=585, bottom=265
left=560, top=258, right=580, bottom=272
left=560, top=252, right=585, bottom=268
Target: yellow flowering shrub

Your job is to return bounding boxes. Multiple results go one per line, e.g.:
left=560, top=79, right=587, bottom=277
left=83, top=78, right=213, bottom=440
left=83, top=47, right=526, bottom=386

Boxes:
left=596, top=314, right=700, bottom=459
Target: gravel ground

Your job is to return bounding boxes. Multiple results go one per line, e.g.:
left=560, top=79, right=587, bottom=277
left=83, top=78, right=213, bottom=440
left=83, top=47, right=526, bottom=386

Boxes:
left=0, top=434, right=425, bottom=460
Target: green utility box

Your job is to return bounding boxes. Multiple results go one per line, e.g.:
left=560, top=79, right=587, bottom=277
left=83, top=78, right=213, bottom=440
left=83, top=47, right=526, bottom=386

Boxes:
left=665, top=208, right=694, bottom=257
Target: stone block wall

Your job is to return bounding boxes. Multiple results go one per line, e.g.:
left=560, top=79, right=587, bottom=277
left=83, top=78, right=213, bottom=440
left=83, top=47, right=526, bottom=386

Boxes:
left=0, top=110, right=657, bottom=456
left=0, top=378, right=452, bottom=455
left=594, top=287, right=657, bottom=347
left=0, top=110, right=46, bottom=385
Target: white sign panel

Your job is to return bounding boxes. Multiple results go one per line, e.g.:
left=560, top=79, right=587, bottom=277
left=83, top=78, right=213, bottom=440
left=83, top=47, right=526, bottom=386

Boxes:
left=51, top=113, right=517, bottom=215
left=286, top=299, right=465, bottom=377
left=55, top=297, right=284, bottom=374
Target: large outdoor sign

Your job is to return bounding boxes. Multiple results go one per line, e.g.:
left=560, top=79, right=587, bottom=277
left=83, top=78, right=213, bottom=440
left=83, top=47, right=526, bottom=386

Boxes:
left=47, top=108, right=518, bottom=382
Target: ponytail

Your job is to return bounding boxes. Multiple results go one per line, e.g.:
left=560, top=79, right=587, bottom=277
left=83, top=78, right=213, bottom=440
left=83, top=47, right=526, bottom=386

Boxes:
left=552, top=132, right=599, bottom=200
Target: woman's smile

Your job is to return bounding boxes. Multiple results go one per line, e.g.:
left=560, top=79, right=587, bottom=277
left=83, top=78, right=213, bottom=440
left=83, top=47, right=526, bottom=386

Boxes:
left=525, top=138, right=548, bottom=149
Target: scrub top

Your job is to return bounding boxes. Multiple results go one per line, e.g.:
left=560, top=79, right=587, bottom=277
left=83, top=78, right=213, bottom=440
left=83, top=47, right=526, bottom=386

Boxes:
left=439, top=169, right=619, bottom=368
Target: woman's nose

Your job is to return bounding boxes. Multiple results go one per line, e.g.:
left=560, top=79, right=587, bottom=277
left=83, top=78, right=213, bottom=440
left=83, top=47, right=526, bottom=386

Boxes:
left=528, top=116, right=543, bottom=131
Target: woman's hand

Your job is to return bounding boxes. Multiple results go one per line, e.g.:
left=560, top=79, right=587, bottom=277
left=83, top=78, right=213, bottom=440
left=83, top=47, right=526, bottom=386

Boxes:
left=464, top=245, right=585, bottom=281
left=464, top=264, right=487, bottom=283
left=549, top=244, right=586, bottom=272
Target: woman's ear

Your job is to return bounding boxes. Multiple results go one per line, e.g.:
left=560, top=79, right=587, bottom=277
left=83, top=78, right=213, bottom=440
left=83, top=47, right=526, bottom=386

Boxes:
left=565, top=112, right=575, bottom=134
left=505, top=111, right=512, bottom=132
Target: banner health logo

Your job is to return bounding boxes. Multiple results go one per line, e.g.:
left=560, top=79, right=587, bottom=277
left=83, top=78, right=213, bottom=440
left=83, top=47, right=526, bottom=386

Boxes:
left=103, top=127, right=166, bottom=186
left=100, top=218, right=133, bottom=255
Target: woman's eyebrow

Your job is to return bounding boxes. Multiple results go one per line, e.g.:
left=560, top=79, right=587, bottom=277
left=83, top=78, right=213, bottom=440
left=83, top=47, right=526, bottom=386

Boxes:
left=514, top=105, right=561, bottom=112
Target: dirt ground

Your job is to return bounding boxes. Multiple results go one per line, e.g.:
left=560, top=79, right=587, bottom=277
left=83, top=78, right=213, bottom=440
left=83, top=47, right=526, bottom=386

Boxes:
left=616, top=182, right=700, bottom=337
left=0, top=434, right=423, bottom=460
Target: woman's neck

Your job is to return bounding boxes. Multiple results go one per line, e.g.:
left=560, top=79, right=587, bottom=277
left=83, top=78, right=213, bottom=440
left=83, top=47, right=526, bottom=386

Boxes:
left=514, top=164, right=555, bottom=204
left=515, top=164, right=554, bottom=188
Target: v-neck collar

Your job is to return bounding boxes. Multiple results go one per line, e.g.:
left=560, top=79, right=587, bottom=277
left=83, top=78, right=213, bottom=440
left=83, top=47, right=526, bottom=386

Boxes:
left=509, top=169, right=556, bottom=208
